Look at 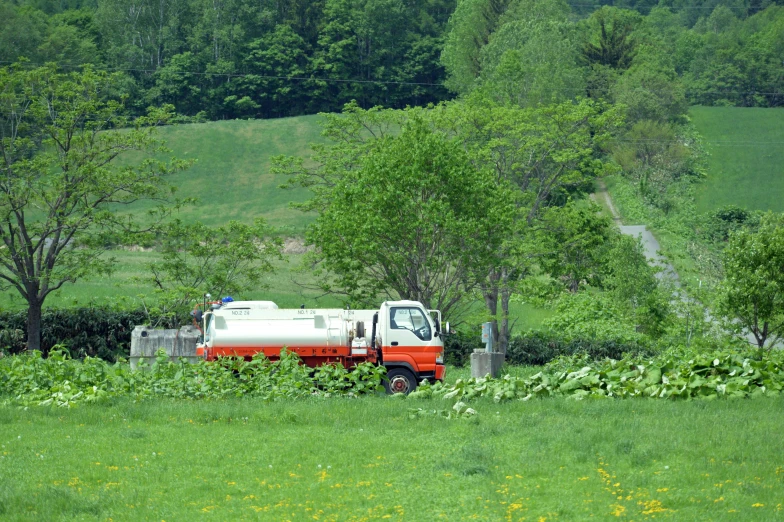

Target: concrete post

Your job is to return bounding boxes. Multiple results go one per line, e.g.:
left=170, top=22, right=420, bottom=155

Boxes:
left=470, top=351, right=505, bottom=379
left=471, top=322, right=504, bottom=378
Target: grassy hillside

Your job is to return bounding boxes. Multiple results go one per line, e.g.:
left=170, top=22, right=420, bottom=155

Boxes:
left=691, top=106, right=784, bottom=214
left=132, top=114, right=325, bottom=233
left=3, top=114, right=554, bottom=331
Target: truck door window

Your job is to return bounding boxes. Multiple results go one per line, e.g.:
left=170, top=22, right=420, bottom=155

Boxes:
left=390, top=307, right=431, bottom=341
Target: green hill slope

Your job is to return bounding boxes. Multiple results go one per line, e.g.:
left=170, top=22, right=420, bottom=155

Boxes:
left=136, top=114, right=325, bottom=233
left=3, top=115, right=328, bottom=309
left=691, top=106, right=784, bottom=213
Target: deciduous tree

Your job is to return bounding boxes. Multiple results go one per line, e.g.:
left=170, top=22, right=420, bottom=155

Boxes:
left=0, top=64, right=189, bottom=351
left=718, top=212, right=784, bottom=350
left=276, top=105, right=516, bottom=320
left=141, top=218, right=283, bottom=309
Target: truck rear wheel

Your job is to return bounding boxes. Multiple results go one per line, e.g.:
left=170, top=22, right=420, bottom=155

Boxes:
left=384, top=368, right=417, bottom=395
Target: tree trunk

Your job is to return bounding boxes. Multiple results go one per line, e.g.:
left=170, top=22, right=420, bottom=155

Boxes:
left=26, top=300, right=43, bottom=352
left=499, top=271, right=511, bottom=355
left=757, top=321, right=769, bottom=350
left=483, top=267, right=512, bottom=355
left=483, top=285, right=499, bottom=352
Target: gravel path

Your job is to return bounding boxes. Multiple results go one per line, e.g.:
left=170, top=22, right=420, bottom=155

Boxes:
left=591, top=180, right=764, bottom=348
left=591, top=180, right=680, bottom=285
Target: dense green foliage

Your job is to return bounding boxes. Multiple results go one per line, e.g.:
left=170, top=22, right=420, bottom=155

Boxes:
left=5, top=345, right=781, bottom=408
left=277, top=97, right=627, bottom=347
left=0, top=0, right=454, bottom=118
left=277, top=105, right=518, bottom=318
left=445, top=329, right=656, bottom=367
left=718, top=212, right=784, bottom=349
left=0, top=349, right=386, bottom=406
left=1, top=0, right=782, bottom=126
left=0, top=307, right=187, bottom=360
left=443, top=1, right=784, bottom=108
left=414, top=349, right=784, bottom=401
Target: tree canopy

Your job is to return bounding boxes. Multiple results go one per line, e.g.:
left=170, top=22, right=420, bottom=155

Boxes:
left=278, top=106, right=517, bottom=320
left=719, top=213, right=784, bottom=350
left=0, top=64, right=189, bottom=350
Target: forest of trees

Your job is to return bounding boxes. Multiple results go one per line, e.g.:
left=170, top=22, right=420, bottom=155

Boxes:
left=1, top=0, right=455, bottom=118
left=1, top=0, right=783, bottom=121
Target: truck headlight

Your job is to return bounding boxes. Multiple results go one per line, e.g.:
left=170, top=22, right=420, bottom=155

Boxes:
left=436, top=355, right=444, bottom=364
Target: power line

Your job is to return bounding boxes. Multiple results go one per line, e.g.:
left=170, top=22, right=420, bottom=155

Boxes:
left=566, top=2, right=772, bottom=9
left=608, top=139, right=784, bottom=146
left=0, top=61, right=445, bottom=87
left=2, top=60, right=782, bottom=98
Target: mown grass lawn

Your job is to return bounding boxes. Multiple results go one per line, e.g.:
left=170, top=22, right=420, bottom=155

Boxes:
left=690, top=106, right=784, bottom=214
left=2, top=395, right=783, bottom=521
left=120, top=114, right=325, bottom=234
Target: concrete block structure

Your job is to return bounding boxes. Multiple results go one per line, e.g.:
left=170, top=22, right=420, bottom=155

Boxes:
left=130, top=325, right=201, bottom=370
left=470, top=351, right=505, bottom=379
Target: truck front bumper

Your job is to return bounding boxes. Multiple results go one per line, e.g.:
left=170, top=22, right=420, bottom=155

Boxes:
left=435, top=364, right=446, bottom=382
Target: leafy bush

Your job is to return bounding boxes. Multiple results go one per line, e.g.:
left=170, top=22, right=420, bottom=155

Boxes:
left=0, top=349, right=386, bottom=407
left=411, top=349, right=784, bottom=402
left=542, top=292, right=649, bottom=344
left=444, top=328, right=656, bottom=368
left=506, top=331, right=656, bottom=366
left=702, top=205, right=761, bottom=243
left=0, top=307, right=188, bottom=361
left=443, top=331, right=484, bottom=367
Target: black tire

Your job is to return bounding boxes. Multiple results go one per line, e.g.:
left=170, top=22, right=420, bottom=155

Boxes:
left=384, top=368, right=418, bottom=395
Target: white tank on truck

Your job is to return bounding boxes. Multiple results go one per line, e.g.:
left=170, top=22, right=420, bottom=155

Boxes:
left=204, top=300, right=374, bottom=352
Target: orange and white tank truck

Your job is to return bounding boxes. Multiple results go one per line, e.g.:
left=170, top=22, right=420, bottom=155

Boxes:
left=194, top=299, right=448, bottom=394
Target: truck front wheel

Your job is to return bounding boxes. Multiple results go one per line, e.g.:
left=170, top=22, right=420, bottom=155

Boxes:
left=385, top=368, right=418, bottom=395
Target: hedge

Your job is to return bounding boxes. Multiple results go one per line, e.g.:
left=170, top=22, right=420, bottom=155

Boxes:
left=0, top=308, right=188, bottom=361
left=445, top=329, right=657, bottom=367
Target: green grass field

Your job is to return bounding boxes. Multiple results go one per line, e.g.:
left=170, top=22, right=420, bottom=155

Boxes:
left=1, top=251, right=345, bottom=311
left=1, top=396, right=783, bottom=521
left=691, top=106, right=784, bottom=214
left=128, top=115, right=325, bottom=233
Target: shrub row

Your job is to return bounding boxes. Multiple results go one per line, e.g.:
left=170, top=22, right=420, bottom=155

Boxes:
left=0, top=308, right=188, bottom=361
left=445, top=330, right=657, bottom=367
left=412, top=349, right=784, bottom=402
left=0, top=349, right=386, bottom=407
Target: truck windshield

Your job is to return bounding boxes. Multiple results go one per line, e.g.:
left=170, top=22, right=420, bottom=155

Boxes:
left=390, top=307, right=431, bottom=341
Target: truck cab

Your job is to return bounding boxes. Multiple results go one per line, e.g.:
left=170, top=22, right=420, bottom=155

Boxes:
left=377, top=300, right=446, bottom=394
